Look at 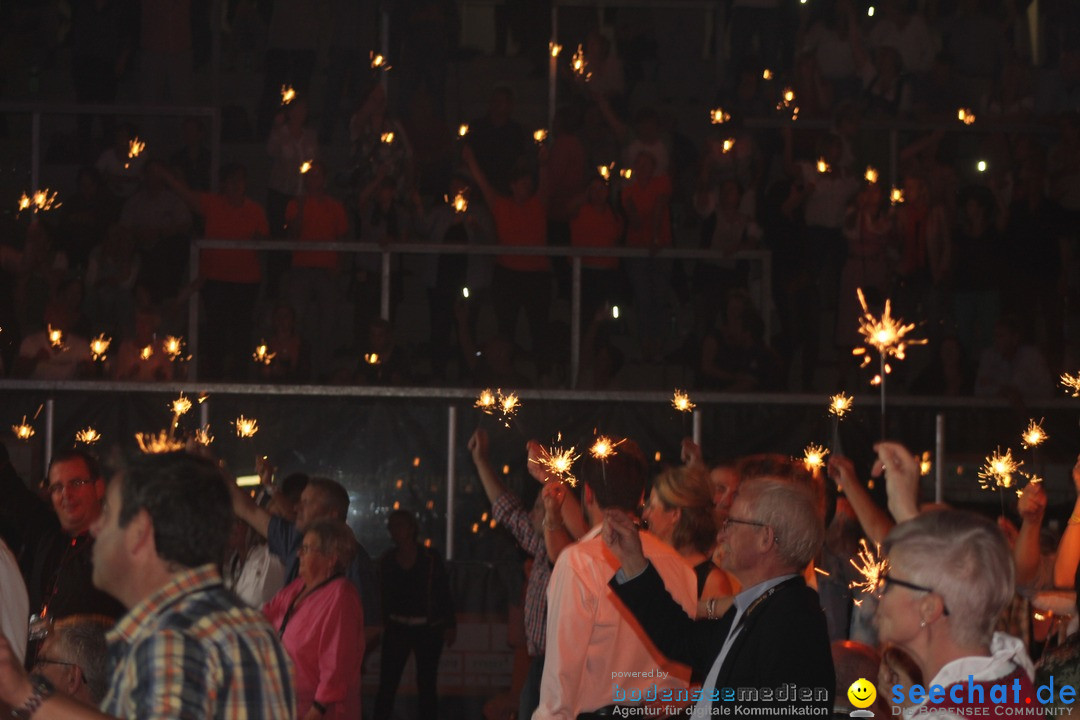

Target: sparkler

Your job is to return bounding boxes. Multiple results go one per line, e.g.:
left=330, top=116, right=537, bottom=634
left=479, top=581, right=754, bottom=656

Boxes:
left=1021, top=419, right=1047, bottom=449
left=762, top=69, right=774, bottom=80
left=957, top=108, right=976, bottom=126
left=848, top=539, right=888, bottom=605
left=619, top=168, right=633, bottom=180
left=475, top=389, right=496, bottom=413
left=364, top=353, right=380, bottom=365
left=533, top=129, right=548, bottom=144
left=234, top=415, right=259, bottom=438
left=300, top=160, right=313, bottom=174
left=803, top=443, right=828, bottom=472
left=851, top=288, right=926, bottom=439
left=776, top=87, right=797, bottom=120
left=162, top=336, right=186, bottom=362
left=458, top=124, right=469, bottom=137
left=370, top=52, right=391, bottom=71
left=474, top=388, right=522, bottom=429
left=722, top=138, right=735, bottom=153
left=550, top=42, right=563, bottom=58
left=253, top=341, right=276, bottom=366
left=672, top=389, right=695, bottom=413
left=75, top=427, right=101, bottom=445
left=890, top=187, right=905, bottom=205
left=446, top=190, right=468, bottom=214
left=170, top=393, right=193, bottom=418
left=125, top=137, right=145, bottom=169
left=47, top=325, right=65, bottom=350
left=1061, top=372, right=1080, bottom=396
left=864, top=167, right=879, bottom=184
left=919, top=451, right=932, bottom=477
left=139, top=344, right=154, bottom=361
left=381, top=132, right=395, bottom=144
left=12, top=417, right=35, bottom=441
left=531, top=442, right=580, bottom=487
left=979, top=447, right=1022, bottom=516
left=598, top=164, right=614, bottom=181
left=570, top=44, right=590, bottom=80
left=828, top=392, right=853, bottom=453
left=280, top=85, right=296, bottom=105
left=816, top=158, right=830, bottom=174
left=710, top=108, right=731, bottom=125
left=89, top=334, right=111, bottom=361
left=135, top=431, right=185, bottom=454
left=589, top=435, right=624, bottom=460
left=193, top=425, right=214, bottom=446
left=17, top=189, right=62, bottom=216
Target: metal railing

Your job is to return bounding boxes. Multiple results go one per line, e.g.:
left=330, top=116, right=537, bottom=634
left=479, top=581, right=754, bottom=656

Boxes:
left=188, top=239, right=773, bottom=387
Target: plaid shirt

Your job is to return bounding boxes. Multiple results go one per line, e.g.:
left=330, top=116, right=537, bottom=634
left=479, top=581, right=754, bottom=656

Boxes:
left=492, top=492, right=550, bottom=656
left=101, top=564, right=295, bottom=719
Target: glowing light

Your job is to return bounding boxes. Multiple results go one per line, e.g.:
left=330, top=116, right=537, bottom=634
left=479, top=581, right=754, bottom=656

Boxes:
left=47, top=325, right=65, bottom=350
left=531, top=443, right=581, bottom=487
left=381, top=132, right=395, bottom=144
left=868, top=6, right=875, bottom=16
left=853, top=288, right=926, bottom=370
left=253, top=341, right=277, bottom=366
left=162, top=336, right=186, bottom=362
left=75, top=427, right=101, bottom=445
left=300, top=160, right=313, bottom=174
left=978, top=447, right=1022, bottom=491
left=12, top=417, right=34, bottom=441
left=783, top=88, right=795, bottom=104
left=710, top=108, right=731, bottom=125
left=136, top=430, right=185, bottom=454
left=1061, top=372, right=1080, bottom=396
left=549, top=42, right=563, bottom=57
left=89, top=334, right=111, bottom=361
left=234, top=415, right=259, bottom=438
left=364, top=353, right=380, bottom=365
left=413, top=456, right=421, bottom=467
left=977, top=160, right=988, bottom=173
left=816, top=158, right=830, bottom=174
left=502, top=464, right=510, bottom=475
left=762, top=69, right=774, bottom=80
left=672, top=389, right=695, bottom=412
left=864, top=167, right=879, bottom=184
left=619, top=168, right=633, bottom=179
left=17, top=189, right=61, bottom=216
left=533, top=129, right=548, bottom=143
left=598, top=164, right=613, bottom=181
left=281, top=85, right=296, bottom=105
left=128, top=137, right=145, bottom=159
left=370, top=53, right=390, bottom=70
left=1021, top=419, right=1048, bottom=449
left=475, top=388, right=521, bottom=427
left=722, top=138, right=736, bottom=153
left=139, top=345, right=154, bottom=361
left=890, top=187, right=905, bottom=205
left=462, top=287, right=470, bottom=298
left=458, top=123, right=469, bottom=137
left=170, top=393, right=193, bottom=418
left=499, top=391, right=521, bottom=419
left=589, top=435, right=625, bottom=460
left=803, top=443, right=828, bottom=472
left=848, top=539, right=887, bottom=601
left=475, top=389, right=496, bottom=412
left=654, top=451, right=662, bottom=462
left=571, top=44, right=590, bottom=80
left=957, top=108, right=976, bottom=125
left=447, top=189, right=468, bottom=214
left=194, top=425, right=214, bottom=446
left=828, top=392, right=854, bottom=419
left=612, top=305, right=620, bottom=319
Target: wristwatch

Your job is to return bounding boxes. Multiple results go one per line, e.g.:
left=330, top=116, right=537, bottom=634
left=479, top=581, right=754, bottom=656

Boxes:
left=10, top=674, right=55, bottom=720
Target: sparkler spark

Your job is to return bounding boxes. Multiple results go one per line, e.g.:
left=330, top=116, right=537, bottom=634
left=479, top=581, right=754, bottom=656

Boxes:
left=128, top=137, right=145, bottom=159
left=828, top=392, right=854, bottom=419
left=531, top=443, right=581, bottom=487
left=193, top=425, right=214, bottom=446
left=570, top=44, right=590, bottom=80
left=803, top=443, right=828, bottom=472
left=380, top=132, right=395, bottom=144
left=762, top=69, right=773, bottom=80
left=162, top=336, right=186, bottom=361
left=299, top=160, right=313, bottom=174
left=710, top=108, right=731, bottom=125
left=12, top=417, right=34, bottom=441
left=782, top=88, right=795, bottom=104
left=957, top=108, right=976, bottom=125
left=890, top=187, right=905, bottom=205
left=474, top=388, right=521, bottom=427
left=170, top=393, right=193, bottom=418
left=1061, top=372, right=1080, bottom=397
left=18, top=189, right=62, bottom=216
left=47, top=325, right=65, bottom=350
left=89, top=334, right=111, bottom=361
left=458, top=123, right=469, bottom=137
left=919, top=451, right=932, bottom=477
left=253, top=341, right=277, bottom=366
left=139, top=345, right=154, bottom=361
left=589, top=435, right=625, bottom=460
left=234, top=415, right=259, bottom=438
left=370, top=52, right=390, bottom=70
left=75, top=427, right=101, bottom=445
left=671, top=389, right=695, bottom=412
left=978, top=447, right=1022, bottom=491
left=848, top=539, right=888, bottom=601
left=853, top=288, right=926, bottom=368
left=619, top=168, right=633, bottom=179
left=499, top=391, right=521, bottom=417
left=864, top=167, right=879, bottom=184
left=364, top=353, right=380, bottom=365
left=280, top=85, right=296, bottom=105
left=533, top=129, right=548, bottom=143
left=722, top=138, right=735, bottom=153
left=135, top=431, right=185, bottom=454
left=446, top=189, right=468, bottom=214
left=475, top=389, right=496, bottom=412
left=598, top=164, right=613, bottom=181
left=1021, top=419, right=1048, bottom=449
left=816, top=158, right=830, bottom=174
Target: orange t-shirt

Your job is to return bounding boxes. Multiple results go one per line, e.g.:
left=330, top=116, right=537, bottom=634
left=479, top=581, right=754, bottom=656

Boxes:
left=621, top=174, right=673, bottom=248
left=491, top=195, right=550, bottom=272
left=286, top=195, right=349, bottom=269
left=570, top=203, right=622, bottom=269
left=198, top=193, right=270, bottom=283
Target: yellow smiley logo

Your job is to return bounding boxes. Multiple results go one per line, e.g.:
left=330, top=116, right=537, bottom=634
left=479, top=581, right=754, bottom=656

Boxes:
left=847, top=678, right=877, bottom=709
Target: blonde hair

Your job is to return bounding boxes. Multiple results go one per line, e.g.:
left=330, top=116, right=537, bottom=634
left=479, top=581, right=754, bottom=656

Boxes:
left=652, top=466, right=716, bottom=554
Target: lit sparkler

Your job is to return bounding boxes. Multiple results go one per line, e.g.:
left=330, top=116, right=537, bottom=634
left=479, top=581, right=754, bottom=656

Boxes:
left=919, top=451, right=932, bottom=477
left=570, top=44, right=590, bottom=80
left=162, top=336, right=186, bottom=361
left=589, top=435, right=625, bottom=460
left=1061, top=372, right=1080, bottom=396
left=75, top=427, right=101, bottom=445
left=762, top=69, right=774, bottom=80
left=253, top=341, right=276, bottom=366
left=550, top=42, right=562, bottom=58
left=446, top=189, right=468, bottom=214
left=475, top=389, right=496, bottom=413
left=1021, top=419, right=1048, bottom=449
left=619, top=168, right=633, bottom=179
left=381, top=132, right=395, bottom=144
left=458, top=124, right=469, bottom=137
left=12, top=417, right=34, bottom=441
left=864, top=167, right=879, bottom=184
left=300, top=160, right=312, bottom=174
left=475, top=388, right=521, bottom=428
left=499, top=391, right=521, bottom=420
left=828, top=392, right=853, bottom=419
left=816, top=158, right=830, bottom=174
left=978, top=447, right=1022, bottom=492
left=47, top=325, right=65, bottom=350
left=598, top=164, right=613, bottom=181
left=280, top=85, right=296, bottom=105
left=139, top=345, right=154, bottom=361
left=193, top=425, right=214, bottom=446
left=370, top=52, right=391, bottom=71
left=672, top=389, right=695, bottom=413
left=890, top=187, right=905, bottom=205
left=531, top=443, right=580, bottom=487
left=89, top=334, right=111, bottom=361
left=710, top=108, right=731, bottom=125
left=364, top=353, right=380, bottom=365
left=722, top=138, right=735, bottom=153
left=18, top=189, right=62, bottom=216
left=170, top=393, right=193, bottom=418
left=234, top=415, right=259, bottom=438
left=848, top=539, right=888, bottom=604
left=533, top=129, right=548, bottom=144
left=957, top=108, right=976, bottom=125
left=135, top=431, right=184, bottom=454
left=125, top=137, right=145, bottom=169
left=803, top=443, right=828, bottom=472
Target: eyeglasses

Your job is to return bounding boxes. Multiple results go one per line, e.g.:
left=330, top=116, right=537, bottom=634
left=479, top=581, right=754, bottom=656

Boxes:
left=46, top=478, right=95, bottom=497
left=876, top=573, right=950, bottom=616
left=34, top=656, right=77, bottom=669
left=719, top=516, right=770, bottom=533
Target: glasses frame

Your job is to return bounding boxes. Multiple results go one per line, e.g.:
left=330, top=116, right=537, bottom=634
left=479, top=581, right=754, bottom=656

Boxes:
left=720, top=516, right=770, bottom=532
left=877, top=573, right=951, bottom=616
left=34, top=657, right=78, bottom=669
left=46, top=477, right=95, bottom=497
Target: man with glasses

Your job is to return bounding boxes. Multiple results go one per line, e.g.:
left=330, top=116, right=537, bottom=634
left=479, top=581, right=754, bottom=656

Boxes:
left=32, top=615, right=112, bottom=707
left=11, top=450, right=124, bottom=630
left=603, top=476, right=834, bottom=716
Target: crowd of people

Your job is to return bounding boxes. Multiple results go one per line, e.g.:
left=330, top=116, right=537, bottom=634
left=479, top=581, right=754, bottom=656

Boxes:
left=0, top=0, right=1079, bottom=396
left=2, top=416, right=1080, bottom=718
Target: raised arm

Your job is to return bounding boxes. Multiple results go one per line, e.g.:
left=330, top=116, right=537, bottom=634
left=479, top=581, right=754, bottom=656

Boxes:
left=461, top=144, right=501, bottom=210
left=227, top=457, right=273, bottom=538
left=1053, top=455, right=1080, bottom=588
left=828, top=454, right=894, bottom=545
left=1014, top=481, right=1046, bottom=588
left=872, top=441, right=921, bottom=523
left=156, top=162, right=205, bottom=217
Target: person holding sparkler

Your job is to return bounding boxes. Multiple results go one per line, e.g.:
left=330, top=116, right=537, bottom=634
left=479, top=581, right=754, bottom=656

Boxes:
left=568, top=170, right=624, bottom=324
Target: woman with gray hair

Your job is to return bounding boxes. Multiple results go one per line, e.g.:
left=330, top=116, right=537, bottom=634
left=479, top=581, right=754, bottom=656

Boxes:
left=875, top=510, right=1038, bottom=715
left=263, top=518, right=364, bottom=720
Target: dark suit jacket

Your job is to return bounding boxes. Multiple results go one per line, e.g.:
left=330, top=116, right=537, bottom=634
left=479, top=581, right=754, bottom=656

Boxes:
left=610, top=564, right=835, bottom=713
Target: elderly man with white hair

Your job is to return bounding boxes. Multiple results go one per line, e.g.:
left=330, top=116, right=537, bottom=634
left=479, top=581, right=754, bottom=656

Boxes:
left=603, top=475, right=835, bottom=717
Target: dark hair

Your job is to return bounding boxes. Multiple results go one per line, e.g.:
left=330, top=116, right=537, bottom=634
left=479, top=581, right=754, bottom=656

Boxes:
left=580, top=439, right=647, bottom=512
left=49, top=449, right=103, bottom=483
left=220, top=163, right=247, bottom=185
left=387, top=509, right=418, bottom=539
left=117, top=452, right=231, bottom=568
left=307, top=477, right=350, bottom=521
left=279, top=472, right=309, bottom=505
left=52, top=615, right=112, bottom=704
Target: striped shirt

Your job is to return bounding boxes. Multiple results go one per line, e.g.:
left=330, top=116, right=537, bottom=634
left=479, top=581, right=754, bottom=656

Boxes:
left=491, top=492, right=549, bottom=656
left=101, top=564, right=296, bottom=719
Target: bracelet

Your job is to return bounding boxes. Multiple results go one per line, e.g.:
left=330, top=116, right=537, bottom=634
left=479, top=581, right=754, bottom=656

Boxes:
left=543, top=519, right=565, bottom=531
left=706, top=597, right=718, bottom=620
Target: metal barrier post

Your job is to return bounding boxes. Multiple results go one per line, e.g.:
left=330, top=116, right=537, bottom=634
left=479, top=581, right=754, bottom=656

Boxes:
left=380, top=250, right=392, bottom=321
left=935, top=412, right=944, bottom=504
left=31, top=111, right=41, bottom=191
left=44, top=398, right=55, bottom=472
left=570, top=256, right=582, bottom=388
left=446, top=404, right=458, bottom=560
left=188, top=241, right=201, bottom=381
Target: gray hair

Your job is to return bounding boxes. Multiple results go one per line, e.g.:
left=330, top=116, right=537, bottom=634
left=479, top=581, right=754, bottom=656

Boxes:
left=52, top=615, right=112, bottom=704
left=304, top=518, right=358, bottom=573
left=883, top=510, right=1013, bottom=647
left=738, top=476, right=824, bottom=569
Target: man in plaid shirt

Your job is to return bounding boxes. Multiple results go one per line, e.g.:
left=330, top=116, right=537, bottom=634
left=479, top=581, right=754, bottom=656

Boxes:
left=0, top=451, right=295, bottom=720
left=468, top=430, right=588, bottom=720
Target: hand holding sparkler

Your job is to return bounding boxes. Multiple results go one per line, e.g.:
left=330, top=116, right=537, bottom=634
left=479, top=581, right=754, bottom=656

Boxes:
left=828, top=454, right=895, bottom=545
left=601, top=509, right=647, bottom=577
left=1017, top=481, right=1047, bottom=526
left=680, top=438, right=705, bottom=469
left=872, top=441, right=920, bottom=523
left=467, top=429, right=490, bottom=464
left=542, top=482, right=567, bottom=521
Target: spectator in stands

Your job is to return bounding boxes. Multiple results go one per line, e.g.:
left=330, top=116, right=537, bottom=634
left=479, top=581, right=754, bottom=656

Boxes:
left=465, top=86, right=528, bottom=195
left=390, top=0, right=458, bottom=121
left=356, top=317, right=410, bottom=385
left=835, top=179, right=893, bottom=354
left=569, top=172, right=624, bottom=325
left=110, top=305, right=176, bottom=382
left=698, top=289, right=779, bottom=392
left=893, top=170, right=950, bottom=329
left=14, top=289, right=94, bottom=380
left=119, top=160, right=193, bottom=303
left=950, top=186, right=1004, bottom=360
left=974, top=313, right=1053, bottom=403
left=69, top=0, right=136, bottom=149
left=169, top=118, right=212, bottom=192
left=267, top=95, right=320, bottom=295
left=159, top=162, right=269, bottom=380
left=84, top=224, right=140, bottom=338
left=56, top=167, right=118, bottom=272
left=96, top=125, right=145, bottom=201
left=350, top=83, right=416, bottom=198
left=264, top=518, right=364, bottom=720
left=865, top=0, right=937, bottom=78
left=374, top=510, right=456, bottom=720
left=257, top=303, right=307, bottom=383
left=355, top=174, right=421, bottom=332
left=32, top=614, right=112, bottom=707
left=257, top=0, right=325, bottom=137
left=797, top=0, right=856, bottom=104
